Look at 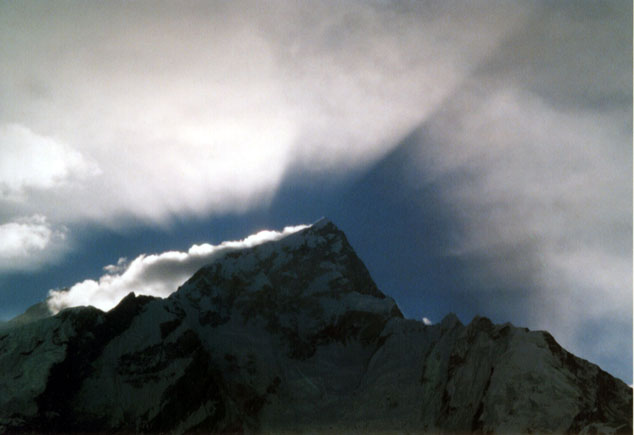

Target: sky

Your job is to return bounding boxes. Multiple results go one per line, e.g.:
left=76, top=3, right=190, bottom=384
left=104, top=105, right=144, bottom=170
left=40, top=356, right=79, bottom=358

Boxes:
left=0, top=1, right=631, bottom=383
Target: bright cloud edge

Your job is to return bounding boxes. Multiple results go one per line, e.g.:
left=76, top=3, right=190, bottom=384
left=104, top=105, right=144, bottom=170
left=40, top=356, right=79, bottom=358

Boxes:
left=46, top=223, right=310, bottom=314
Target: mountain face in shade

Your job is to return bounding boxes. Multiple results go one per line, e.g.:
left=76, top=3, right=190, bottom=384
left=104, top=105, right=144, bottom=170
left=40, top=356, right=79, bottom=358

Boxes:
left=0, top=220, right=631, bottom=434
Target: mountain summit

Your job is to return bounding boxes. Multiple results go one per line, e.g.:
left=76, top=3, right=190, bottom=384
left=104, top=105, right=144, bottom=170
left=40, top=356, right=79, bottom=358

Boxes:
left=0, top=220, right=631, bottom=433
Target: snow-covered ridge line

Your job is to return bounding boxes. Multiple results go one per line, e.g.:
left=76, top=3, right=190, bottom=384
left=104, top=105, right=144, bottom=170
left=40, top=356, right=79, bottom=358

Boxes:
left=46, top=223, right=312, bottom=314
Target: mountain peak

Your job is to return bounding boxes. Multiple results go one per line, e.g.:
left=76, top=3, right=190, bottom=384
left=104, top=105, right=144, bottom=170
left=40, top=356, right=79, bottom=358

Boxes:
left=174, top=217, right=402, bottom=330
left=309, top=216, right=334, bottom=229
left=440, top=312, right=462, bottom=329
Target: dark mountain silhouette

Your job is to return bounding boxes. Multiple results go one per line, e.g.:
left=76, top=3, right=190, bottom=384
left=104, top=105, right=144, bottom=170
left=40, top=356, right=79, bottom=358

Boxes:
left=0, top=220, right=631, bottom=433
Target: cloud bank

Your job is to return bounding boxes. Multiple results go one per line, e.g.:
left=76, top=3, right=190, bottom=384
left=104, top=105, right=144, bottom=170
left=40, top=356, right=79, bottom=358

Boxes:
left=401, top=2, right=631, bottom=378
left=0, top=0, right=526, bottom=230
left=417, top=84, right=631, bottom=374
left=47, top=224, right=308, bottom=313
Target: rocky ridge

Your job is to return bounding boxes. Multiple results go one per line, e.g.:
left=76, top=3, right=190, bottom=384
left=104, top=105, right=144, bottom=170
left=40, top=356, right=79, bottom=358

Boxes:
left=0, top=219, right=631, bottom=433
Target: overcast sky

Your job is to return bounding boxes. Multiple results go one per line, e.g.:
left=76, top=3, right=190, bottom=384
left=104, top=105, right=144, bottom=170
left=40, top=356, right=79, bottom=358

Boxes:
left=0, top=1, right=631, bottom=383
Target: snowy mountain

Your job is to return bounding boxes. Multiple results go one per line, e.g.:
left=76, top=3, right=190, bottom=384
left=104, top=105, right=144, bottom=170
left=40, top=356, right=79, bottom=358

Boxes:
left=0, top=219, right=631, bottom=433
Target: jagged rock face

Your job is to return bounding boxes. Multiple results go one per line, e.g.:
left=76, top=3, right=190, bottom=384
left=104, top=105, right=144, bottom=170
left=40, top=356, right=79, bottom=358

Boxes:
left=0, top=220, right=631, bottom=434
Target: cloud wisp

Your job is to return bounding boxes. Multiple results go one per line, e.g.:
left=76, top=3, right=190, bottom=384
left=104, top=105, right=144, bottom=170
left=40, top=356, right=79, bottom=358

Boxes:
left=46, top=224, right=308, bottom=313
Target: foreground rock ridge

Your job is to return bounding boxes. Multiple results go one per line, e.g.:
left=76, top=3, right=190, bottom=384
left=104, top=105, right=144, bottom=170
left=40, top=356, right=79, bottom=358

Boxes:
left=0, top=220, right=631, bottom=434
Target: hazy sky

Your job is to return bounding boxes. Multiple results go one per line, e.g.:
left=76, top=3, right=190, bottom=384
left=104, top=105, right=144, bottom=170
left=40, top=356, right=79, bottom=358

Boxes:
left=0, top=1, right=631, bottom=383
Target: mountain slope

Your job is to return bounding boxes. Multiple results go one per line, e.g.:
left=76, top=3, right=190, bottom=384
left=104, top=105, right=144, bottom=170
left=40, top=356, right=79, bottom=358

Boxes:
left=0, top=220, right=631, bottom=433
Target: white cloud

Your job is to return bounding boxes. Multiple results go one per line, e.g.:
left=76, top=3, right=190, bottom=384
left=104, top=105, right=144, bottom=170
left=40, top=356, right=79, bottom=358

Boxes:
left=0, top=124, right=99, bottom=198
left=46, top=224, right=308, bottom=313
left=103, top=257, right=128, bottom=274
left=0, top=215, right=68, bottom=271
left=0, top=0, right=529, bottom=227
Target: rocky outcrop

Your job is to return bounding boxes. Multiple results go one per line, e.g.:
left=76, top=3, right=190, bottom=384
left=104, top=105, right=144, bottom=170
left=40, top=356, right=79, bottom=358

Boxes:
left=0, top=220, right=631, bottom=433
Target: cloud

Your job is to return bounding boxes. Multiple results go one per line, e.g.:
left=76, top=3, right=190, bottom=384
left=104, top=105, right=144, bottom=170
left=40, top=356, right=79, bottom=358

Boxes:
left=401, top=0, right=631, bottom=379
left=103, top=257, right=128, bottom=274
left=0, top=215, right=68, bottom=271
left=0, top=0, right=529, bottom=229
left=0, top=124, right=99, bottom=199
left=46, top=224, right=308, bottom=313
